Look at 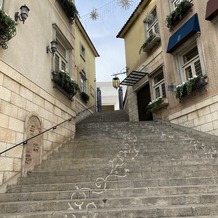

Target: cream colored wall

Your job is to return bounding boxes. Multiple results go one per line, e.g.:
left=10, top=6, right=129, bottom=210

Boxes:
left=121, top=0, right=166, bottom=121
left=0, top=0, right=77, bottom=192
left=0, top=0, right=75, bottom=96
left=124, top=0, right=156, bottom=72
left=74, top=21, right=97, bottom=110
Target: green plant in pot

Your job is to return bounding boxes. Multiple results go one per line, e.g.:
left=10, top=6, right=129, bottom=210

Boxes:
left=166, top=0, right=193, bottom=29
left=80, top=91, right=89, bottom=103
left=52, top=70, right=80, bottom=97
left=0, top=9, right=16, bottom=49
left=139, top=33, right=156, bottom=53
left=145, top=96, right=163, bottom=112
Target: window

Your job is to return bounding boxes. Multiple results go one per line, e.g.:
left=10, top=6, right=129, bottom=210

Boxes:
left=181, top=46, right=202, bottom=81
left=54, top=40, right=67, bottom=72
left=52, top=24, right=73, bottom=75
left=145, top=8, right=159, bottom=37
left=80, top=70, right=87, bottom=92
left=80, top=43, right=86, bottom=60
left=172, top=0, right=182, bottom=9
left=0, top=0, right=4, bottom=9
left=152, top=71, right=166, bottom=99
left=171, top=0, right=192, bottom=10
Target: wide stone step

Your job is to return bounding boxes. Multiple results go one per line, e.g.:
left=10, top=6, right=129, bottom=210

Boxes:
left=36, top=158, right=218, bottom=172
left=0, top=185, right=218, bottom=202
left=1, top=192, right=218, bottom=213
left=1, top=203, right=218, bottom=217
left=2, top=185, right=218, bottom=202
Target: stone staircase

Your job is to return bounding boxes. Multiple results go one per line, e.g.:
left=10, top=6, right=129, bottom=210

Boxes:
left=1, top=110, right=218, bottom=217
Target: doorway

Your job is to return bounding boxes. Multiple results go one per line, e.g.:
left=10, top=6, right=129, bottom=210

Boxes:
left=137, top=83, right=153, bottom=121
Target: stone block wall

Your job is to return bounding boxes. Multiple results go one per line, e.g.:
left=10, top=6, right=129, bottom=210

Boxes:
left=169, top=95, right=218, bottom=136
left=0, top=60, right=76, bottom=192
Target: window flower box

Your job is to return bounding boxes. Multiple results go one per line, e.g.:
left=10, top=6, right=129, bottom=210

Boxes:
left=57, top=0, right=78, bottom=21
left=175, top=75, right=207, bottom=100
left=52, top=71, right=80, bottom=100
left=0, top=9, right=16, bottom=49
left=145, top=97, right=169, bottom=113
left=139, top=33, right=161, bottom=53
left=80, top=91, right=89, bottom=103
left=166, top=0, right=193, bottom=30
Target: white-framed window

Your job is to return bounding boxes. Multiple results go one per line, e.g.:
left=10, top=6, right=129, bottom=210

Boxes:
left=182, top=46, right=202, bottom=80
left=54, top=40, right=68, bottom=72
left=171, top=0, right=192, bottom=10
left=80, top=43, right=86, bottom=60
left=152, top=71, right=166, bottom=99
left=90, top=86, right=95, bottom=97
left=145, top=7, right=159, bottom=37
left=176, top=43, right=203, bottom=82
left=80, top=70, right=87, bottom=92
left=173, top=34, right=205, bottom=84
left=52, top=24, right=73, bottom=75
left=172, top=0, right=182, bottom=9
left=0, top=0, right=4, bottom=9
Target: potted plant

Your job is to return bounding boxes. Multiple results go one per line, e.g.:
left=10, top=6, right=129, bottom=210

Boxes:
left=145, top=97, right=168, bottom=113
left=52, top=70, right=80, bottom=99
left=166, top=0, right=193, bottom=30
left=0, top=9, right=16, bottom=49
left=175, top=75, right=207, bottom=100
left=57, top=0, right=78, bottom=21
left=80, top=91, right=89, bottom=103
left=139, top=33, right=160, bottom=53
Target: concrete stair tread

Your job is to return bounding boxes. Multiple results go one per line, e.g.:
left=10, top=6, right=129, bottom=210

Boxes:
left=2, top=203, right=218, bottom=217
left=2, top=114, right=218, bottom=216
left=2, top=191, right=218, bottom=204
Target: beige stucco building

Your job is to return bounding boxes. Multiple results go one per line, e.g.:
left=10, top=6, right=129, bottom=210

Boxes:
left=118, top=0, right=218, bottom=135
left=0, top=0, right=98, bottom=192
left=74, top=17, right=99, bottom=121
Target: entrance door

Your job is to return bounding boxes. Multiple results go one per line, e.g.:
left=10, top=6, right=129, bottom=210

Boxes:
left=137, top=84, right=153, bottom=121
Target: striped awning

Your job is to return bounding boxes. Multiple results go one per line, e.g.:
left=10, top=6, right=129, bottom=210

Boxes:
left=120, top=71, right=148, bottom=86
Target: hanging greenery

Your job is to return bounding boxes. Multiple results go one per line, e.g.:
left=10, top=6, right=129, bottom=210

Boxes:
left=0, top=9, right=16, bottom=49
left=57, top=0, right=79, bottom=21
left=52, top=70, right=80, bottom=99
left=166, top=0, right=193, bottom=30
left=175, top=75, right=207, bottom=100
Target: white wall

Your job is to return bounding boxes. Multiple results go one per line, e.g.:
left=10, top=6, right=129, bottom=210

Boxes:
left=97, top=82, right=127, bottom=110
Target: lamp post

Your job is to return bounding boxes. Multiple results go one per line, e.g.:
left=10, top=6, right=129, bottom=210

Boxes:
left=112, top=71, right=126, bottom=110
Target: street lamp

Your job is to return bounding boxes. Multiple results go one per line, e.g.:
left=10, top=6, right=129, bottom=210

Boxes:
left=112, top=76, right=120, bottom=89
left=111, top=71, right=127, bottom=110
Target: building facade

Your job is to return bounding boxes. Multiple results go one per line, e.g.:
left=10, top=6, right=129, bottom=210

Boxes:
left=74, top=17, right=99, bottom=122
left=118, top=0, right=218, bottom=135
left=0, top=0, right=97, bottom=192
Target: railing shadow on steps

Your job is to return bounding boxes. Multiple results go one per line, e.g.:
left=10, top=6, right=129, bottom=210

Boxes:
left=75, top=101, right=97, bottom=123
left=0, top=116, right=75, bottom=156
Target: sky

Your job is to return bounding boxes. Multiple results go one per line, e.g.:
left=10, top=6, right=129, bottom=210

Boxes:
left=75, top=0, right=141, bottom=82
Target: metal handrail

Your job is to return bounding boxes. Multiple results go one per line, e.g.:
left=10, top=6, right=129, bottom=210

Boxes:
left=76, top=105, right=97, bottom=116
left=0, top=116, right=74, bottom=156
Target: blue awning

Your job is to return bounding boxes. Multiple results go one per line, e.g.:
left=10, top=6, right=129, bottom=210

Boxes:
left=167, top=14, right=200, bottom=53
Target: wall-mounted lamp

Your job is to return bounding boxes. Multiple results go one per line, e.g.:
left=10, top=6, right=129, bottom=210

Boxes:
left=112, top=76, right=120, bottom=89
left=46, top=40, right=58, bottom=55
left=15, top=4, right=30, bottom=24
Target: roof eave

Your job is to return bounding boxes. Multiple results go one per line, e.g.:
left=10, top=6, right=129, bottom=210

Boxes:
left=117, top=0, right=150, bottom=39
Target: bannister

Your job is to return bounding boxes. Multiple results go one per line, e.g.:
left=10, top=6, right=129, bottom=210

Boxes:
left=76, top=105, right=97, bottom=116
left=0, top=116, right=74, bottom=156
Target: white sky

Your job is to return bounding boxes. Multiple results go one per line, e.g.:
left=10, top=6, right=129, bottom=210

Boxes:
left=75, top=0, right=140, bottom=82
